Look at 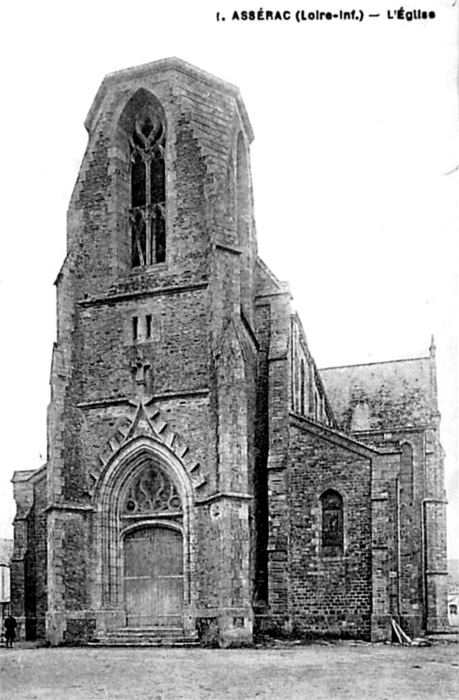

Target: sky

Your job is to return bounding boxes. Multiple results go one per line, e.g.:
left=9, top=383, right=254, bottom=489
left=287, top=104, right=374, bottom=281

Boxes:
left=0, top=1, right=457, bottom=555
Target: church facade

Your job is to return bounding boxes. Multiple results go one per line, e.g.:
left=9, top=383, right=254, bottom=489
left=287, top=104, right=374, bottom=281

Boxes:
left=11, top=59, right=449, bottom=646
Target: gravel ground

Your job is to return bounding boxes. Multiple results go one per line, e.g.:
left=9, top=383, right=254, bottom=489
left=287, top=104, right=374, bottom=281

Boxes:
left=1, top=641, right=458, bottom=700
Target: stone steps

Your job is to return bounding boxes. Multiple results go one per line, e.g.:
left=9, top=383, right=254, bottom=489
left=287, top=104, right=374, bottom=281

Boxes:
left=90, top=627, right=200, bottom=648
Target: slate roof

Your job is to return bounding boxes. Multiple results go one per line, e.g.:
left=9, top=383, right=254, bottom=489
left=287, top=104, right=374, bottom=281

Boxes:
left=320, top=356, right=436, bottom=433
left=0, top=540, right=13, bottom=566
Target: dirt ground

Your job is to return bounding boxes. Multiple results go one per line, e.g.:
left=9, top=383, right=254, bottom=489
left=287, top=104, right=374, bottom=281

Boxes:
left=1, top=640, right=458, bottom=700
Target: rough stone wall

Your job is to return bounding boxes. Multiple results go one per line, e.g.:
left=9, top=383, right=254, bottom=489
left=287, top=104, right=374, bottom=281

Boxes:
left=79, top=290, right=209, bottom=400
left=62, top=515, right=91, bottom=612
left=32, top=476, right=48, bottom=639
left=357, top=426, right=448, bottom=635
left=424, top=499, right=448, bottom=631
left=64, top=61, right=253, bottom=299
left=286, top=421, right=373, bottom=639
left=238, top=326, right=259, bottom=593
left=423, top=423, right=449, bottom=631
left=320, top=348, right=449, bottom=635
left=361, top=431, right=426, bottom=635
left=256, top=289, right=291, bottom=624
left=10, top=469, right=47, bottom=640
left=194, top=496, right=252, bottom=644
left=370, top=451, right=400, bottom=640
left=58, top=287, right=211, bottom=504
left=252, top=304, right=271, bottom=605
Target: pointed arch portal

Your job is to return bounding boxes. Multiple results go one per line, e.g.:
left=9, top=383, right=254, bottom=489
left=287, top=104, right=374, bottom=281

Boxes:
left=94, top=437, right=194, bottom=628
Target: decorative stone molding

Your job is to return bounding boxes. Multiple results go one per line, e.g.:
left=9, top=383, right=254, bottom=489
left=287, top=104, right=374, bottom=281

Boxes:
left=88, top=399, right=207, bottom=498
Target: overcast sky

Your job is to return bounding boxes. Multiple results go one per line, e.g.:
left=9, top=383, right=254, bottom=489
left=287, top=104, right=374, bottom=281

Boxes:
left=0, top=0, right=457, bottom=555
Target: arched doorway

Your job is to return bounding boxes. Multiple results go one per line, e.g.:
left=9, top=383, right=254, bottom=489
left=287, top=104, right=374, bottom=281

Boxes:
left=123, top=525, right=183, bottom=627
left=120, top=460, right=185, bottom=627
left=95, top=437, right=194, bottom=632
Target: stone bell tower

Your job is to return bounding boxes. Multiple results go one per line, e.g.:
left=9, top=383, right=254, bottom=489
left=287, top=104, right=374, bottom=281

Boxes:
left=46, top=58, right=259, bottom=645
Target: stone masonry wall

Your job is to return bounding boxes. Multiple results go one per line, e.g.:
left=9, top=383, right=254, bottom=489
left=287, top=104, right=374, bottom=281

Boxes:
left=11, top=470, right=48, bottom=641
left=78, top=288, right=209, bottom=402
left=252, top=303, right=271, bottom=605
left=357, top=427, right=447, bottom=635
left=287, top=422, right=372, bottom=639
left=32, top=475, right=48, bottom=639
left=66, top=62, right=249, bottom=299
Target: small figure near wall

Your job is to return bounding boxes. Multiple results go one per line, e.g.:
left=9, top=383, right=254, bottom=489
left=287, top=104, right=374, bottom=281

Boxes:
left=4, top=614, right=17, bottom=648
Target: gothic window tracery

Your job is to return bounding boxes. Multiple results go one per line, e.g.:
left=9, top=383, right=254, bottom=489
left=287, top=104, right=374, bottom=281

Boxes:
left=122, top=463, right=181, bottom=515
left=130, top=108, right=166, bottom=267
left=321, top=489, right=343, bottom=553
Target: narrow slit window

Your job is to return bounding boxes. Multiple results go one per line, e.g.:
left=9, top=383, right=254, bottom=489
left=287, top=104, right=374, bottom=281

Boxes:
left=132, top=317, right=138, bottom=341
left=146, top=314, right=152, bottom=339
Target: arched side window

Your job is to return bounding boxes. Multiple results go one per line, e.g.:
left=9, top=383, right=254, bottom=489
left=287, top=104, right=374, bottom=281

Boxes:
left=300, top=360, right=305, bottom=415
left=321, top=489, right=344, bottom=554
left=400, top=442, right=414, bottom=501
left=130, top=107, right=166, bottom=267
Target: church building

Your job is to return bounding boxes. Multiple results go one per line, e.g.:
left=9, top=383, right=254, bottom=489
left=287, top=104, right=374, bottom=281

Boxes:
left=11, top=58, right=449, bottom=646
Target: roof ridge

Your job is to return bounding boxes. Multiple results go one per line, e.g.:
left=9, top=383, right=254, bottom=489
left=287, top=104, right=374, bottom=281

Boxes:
left=320, top=355, right=430, bottom=371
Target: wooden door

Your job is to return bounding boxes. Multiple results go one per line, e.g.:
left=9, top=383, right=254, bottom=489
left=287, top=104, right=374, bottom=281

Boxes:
left=123, top=526, right=183, bottom=627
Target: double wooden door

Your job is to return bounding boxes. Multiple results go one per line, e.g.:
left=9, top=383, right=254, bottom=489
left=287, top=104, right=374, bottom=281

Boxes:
left=123, top=526, right=183, bottom=627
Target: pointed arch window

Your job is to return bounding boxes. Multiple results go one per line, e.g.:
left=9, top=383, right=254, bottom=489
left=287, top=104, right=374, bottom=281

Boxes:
left=300, top=359, right=305, bottom=415
left=130, top=108, right=166, bottom=267
left=321, top=489, right=343, bottom=554
left=400, top=442, right=414, bottom=501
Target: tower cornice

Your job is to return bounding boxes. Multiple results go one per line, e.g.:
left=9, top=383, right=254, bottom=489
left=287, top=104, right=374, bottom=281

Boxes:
left=85, top=57, right=254, bottom=142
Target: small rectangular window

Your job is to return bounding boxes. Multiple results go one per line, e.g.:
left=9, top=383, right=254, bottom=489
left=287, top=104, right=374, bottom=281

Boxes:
left=132, top=316, right=138, bottom=341
left=146, top=314, right=152, bottom=339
